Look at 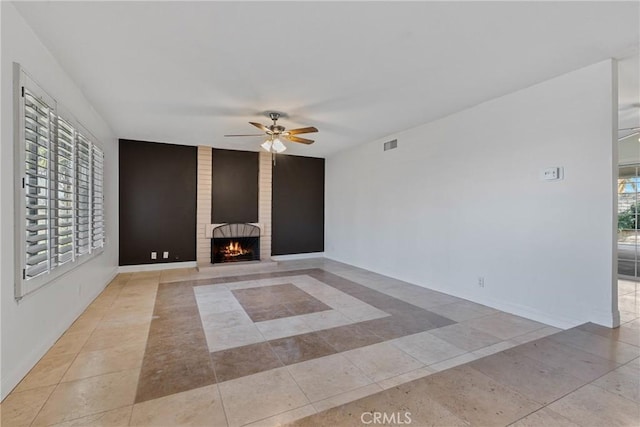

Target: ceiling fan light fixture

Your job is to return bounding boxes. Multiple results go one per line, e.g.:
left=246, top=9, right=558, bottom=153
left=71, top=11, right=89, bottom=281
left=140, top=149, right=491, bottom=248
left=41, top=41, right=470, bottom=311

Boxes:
left=272, top=138, right=286, bottom=153
left=225, top=112, right=317, bottom=152
left=261, top=140, right=272, bottom=152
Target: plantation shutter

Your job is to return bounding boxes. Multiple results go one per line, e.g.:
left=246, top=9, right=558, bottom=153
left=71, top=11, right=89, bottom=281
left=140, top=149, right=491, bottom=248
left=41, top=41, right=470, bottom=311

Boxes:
left=53, top=117, right=76, bottom=267
left=91, top=145, right=105, bottom=250
left=16, top=65, right=107, bottom=299
left=75, top=132, right=92, bottom=257
left=23, top=88, right=55, bottom=280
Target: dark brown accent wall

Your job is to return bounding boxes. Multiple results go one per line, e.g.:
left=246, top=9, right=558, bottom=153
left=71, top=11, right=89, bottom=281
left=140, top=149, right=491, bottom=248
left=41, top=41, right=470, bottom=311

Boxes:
left=272, top=155, right=325, bottom=255
left=211, top=149, right=259, bottom=223
left=119, top=139, right=197, bottom=266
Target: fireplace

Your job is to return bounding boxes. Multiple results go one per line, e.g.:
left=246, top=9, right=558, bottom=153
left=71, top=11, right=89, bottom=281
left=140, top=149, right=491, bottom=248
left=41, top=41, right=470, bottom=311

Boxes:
left=211, top=223, right=260, bottom=264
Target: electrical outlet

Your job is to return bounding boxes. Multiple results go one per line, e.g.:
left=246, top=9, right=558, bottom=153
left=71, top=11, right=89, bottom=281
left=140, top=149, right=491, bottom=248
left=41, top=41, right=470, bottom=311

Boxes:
left=151, top=252, right=157, bottom=260
left=163, top=251, right=169, bottom=259
left=478, top=276, right=485, bottom=288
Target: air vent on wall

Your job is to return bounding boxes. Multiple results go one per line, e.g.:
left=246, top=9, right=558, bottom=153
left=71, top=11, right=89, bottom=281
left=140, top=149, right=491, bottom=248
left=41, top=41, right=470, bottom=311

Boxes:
left=383, top=139, right=398, bottom=151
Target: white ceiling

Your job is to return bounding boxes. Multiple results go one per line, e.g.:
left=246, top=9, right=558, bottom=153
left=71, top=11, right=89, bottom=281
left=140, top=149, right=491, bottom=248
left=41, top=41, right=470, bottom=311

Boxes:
left=13, top=1, right=640, bottom=157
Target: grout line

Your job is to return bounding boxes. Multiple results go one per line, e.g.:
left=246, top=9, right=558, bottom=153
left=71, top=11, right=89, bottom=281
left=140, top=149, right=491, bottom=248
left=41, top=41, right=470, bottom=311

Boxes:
left=23, top=384, right=56, bottom=427
left=26, top=276, right=134, bottom=426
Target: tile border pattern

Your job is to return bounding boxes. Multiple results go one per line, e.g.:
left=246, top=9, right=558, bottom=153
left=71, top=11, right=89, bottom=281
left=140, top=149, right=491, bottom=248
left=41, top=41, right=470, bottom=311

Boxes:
left=135, top=268, right=456, bottom=403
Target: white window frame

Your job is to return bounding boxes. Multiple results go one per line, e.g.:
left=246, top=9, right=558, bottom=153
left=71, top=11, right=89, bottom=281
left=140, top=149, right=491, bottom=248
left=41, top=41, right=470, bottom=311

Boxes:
left=14, top=64, right=106, bottom=300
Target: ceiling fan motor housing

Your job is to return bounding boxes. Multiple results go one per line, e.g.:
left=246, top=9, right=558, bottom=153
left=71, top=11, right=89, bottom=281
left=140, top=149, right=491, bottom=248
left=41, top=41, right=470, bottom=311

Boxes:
left=269, top=112, right=281, bottom=121
left=270, top=125, right=285, bottom=134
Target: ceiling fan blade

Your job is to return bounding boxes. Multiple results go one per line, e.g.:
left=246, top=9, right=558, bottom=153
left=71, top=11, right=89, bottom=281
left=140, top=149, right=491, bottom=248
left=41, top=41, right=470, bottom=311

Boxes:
left=286, top=135, right=315, bottom=144
left=249, top=122, right=271, bottom=132
left=619, top=131, right=640, bottom=141
left=286, top=126, right=319, bottom=135
left=224, top=134, right=265, bottom=137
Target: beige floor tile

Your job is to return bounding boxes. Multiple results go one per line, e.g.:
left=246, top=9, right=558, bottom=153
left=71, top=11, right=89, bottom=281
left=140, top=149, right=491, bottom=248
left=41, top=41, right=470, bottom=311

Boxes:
left=107, top=303, right=156, bottom=319
left=470, top=350, right=586, bottom=405
left=429, top=322, right=502, bottom=351
left=512, top=337, right=619, bottom=382
left=548, top=384, right=640, bottom=426
left=83, top=324, right=150, bottom=352
left=338, top=304, right=389, bottom=322
left=510, top=407, right=580, bottom=426
left=422, top=365, right=542, bottom=425
left=472, top=340, right=519, bottom=357
left=618, top=280, right=638, bottom=296
left=204, top=323, right=265, bottom=352
left=61, top=341, right=147, bottom=382
left=98, top=311, right=153, bottom=329
left=624, top=318, right=640, bottom=330
left=467, top=312, right=547, bottom=340
left=620, top=309, right=639, bottom=324
left=395, top=290, right=462, bottom=310
left=129, top=271, right=161, bottom=280
left=196, top=292, right=243, bottom=315
left=289, top=378, right=467, bottom=427
left=48, top=406, right=133, bottom=427
left=391, top=331, right=467, bottom=365
left=46, top=330, right=93, bottom=358
left=510, top=326, right=562, bottom=344
left=32, top=369, right=139, bottom=426
left=118, top=279, right=159, bottom=296
left=548, top=327, right=639, bottom=364
left=298, top=310, right=353, bottom=331
left=200, top=309, right=253, bottom=330
left=311, top=383, right=383, bottom=413
left=592, top=361, right=640, bottom=403
left=0, top=385, right=55, bottom=427
left=287, top=354, right=373, bottom=402
left=376, top=366, right=435, bottom=390
left=130, top=384, right=226, bottom=427
left=255, top=315, right=314, bottom=341
left=245, top=405, right=316, bottom=427
left=342, top=342, right=424, bottom=382
left=319, top=294, right=370, bottom=311
left=218, top=367, right=309, bottom=427
left=429, top=352, right=480, bottom=372
left=65, top=314, right=104, bottom=336
left=193, top=284, right=230, bottom=295
left=619, top=293, right=640, bottom=314
left=14, top=353, right=76, bottom=392
left=427, top=300, right=497, bottom=322
left=580, top=322, right=640, bottom=347
left=79, top=305, right=111, bottom=320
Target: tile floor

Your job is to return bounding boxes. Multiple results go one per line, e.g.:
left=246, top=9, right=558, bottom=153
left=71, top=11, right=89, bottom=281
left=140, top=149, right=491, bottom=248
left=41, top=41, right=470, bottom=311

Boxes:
left=1, top=259, right=638, bottom=427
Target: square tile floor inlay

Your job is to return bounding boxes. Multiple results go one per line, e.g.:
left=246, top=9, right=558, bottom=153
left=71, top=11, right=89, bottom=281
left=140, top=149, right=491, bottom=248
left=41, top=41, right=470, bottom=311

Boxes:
left=8, top=261, right=634, bottom=427
left=134, top=269, right=461, bottom=405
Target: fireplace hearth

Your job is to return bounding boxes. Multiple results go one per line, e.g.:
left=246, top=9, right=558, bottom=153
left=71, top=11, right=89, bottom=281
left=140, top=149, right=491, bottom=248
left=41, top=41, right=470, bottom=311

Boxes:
left=211, top=223, right=260, bottom=264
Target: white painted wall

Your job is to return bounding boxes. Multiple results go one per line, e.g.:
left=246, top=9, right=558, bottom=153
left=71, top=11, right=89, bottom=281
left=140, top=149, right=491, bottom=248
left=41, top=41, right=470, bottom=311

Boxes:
left=0, top=2, right=119, bottom=399
left=325, top=60, right=618, bottom=329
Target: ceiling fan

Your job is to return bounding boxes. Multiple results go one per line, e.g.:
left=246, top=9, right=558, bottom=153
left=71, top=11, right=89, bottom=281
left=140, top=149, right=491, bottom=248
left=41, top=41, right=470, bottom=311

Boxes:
left=224, top=112, right=318, bottom=153
left=619, top=126, right=640, bottom=141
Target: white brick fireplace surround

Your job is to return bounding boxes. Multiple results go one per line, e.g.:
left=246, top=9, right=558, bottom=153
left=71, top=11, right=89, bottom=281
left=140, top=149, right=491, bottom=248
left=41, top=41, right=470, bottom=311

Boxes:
left=196, top=147, right=272, bottom=265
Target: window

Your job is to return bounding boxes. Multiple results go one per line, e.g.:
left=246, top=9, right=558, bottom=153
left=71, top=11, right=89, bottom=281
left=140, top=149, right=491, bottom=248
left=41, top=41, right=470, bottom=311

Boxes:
left=15, top=65, right=105, bottom=299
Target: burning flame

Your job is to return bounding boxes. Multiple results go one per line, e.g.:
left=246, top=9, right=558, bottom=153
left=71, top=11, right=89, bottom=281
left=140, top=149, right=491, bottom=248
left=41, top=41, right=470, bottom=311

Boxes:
left=223, top=241, right=250, bottom=257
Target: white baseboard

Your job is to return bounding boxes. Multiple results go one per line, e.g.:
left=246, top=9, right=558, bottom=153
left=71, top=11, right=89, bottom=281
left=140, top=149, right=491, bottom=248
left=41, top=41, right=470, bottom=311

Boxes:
left=1, top=267, right=118, bottom=401
left=323, top=255, right=589, bottom=330
left=118, top=261, right=197, bottom=273
left=271, top=252, right=325, bottom=261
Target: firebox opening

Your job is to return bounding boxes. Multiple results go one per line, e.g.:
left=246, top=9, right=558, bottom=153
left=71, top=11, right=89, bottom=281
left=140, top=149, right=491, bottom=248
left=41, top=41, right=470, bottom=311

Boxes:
left=212, top=237, right=260, bottom=263
left=211, top=223, right=261, bottom=264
